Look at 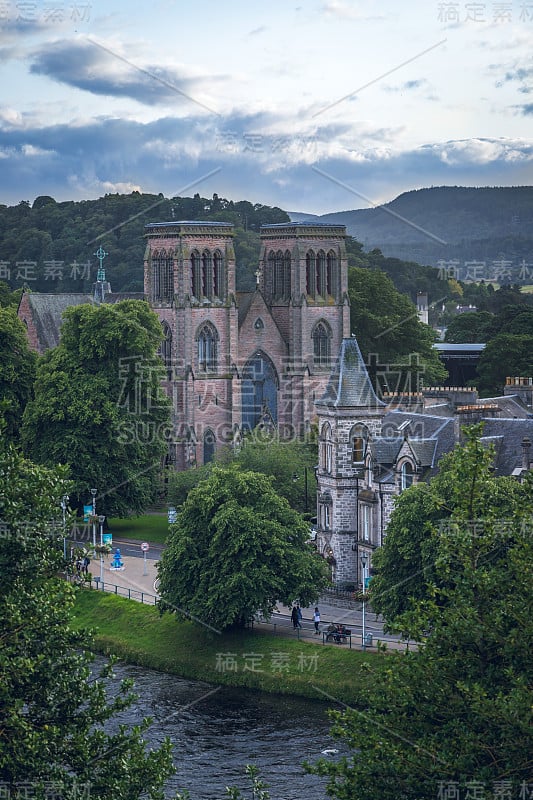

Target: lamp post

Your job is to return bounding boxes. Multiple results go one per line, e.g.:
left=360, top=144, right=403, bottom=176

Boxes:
left=360, top=551, right=368, bottom=651
left=98, top=515, right=106, bottom=583
left=60, top=494, right=69, bottom=561
left=91, top=488, right=97, bottom=548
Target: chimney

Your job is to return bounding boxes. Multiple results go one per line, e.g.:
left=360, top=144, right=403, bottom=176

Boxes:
left=522, top=437, right=531, bottom=470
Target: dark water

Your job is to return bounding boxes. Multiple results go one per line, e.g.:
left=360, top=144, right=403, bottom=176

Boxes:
left=97, top=656, right=345, bottom=799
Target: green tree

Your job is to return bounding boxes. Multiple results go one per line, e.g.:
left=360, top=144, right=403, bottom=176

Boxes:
left=158, top=465, right=329, bottom=630
left=0, top=441, right=176, bottom=798
left=444, top=311, right=493, bottom=343
left=477, top=333, right=533, bottom=395
left=218, top=434, right=317, bottom=514
left=0, top=306, right=36, bottom=442
left=22, top=300, right=171, bottom=517
left=348, top=267, right=447, bottom=390
left=371, top=425, right=528, bottom=627
left=308, top=429, right=533, bottom=799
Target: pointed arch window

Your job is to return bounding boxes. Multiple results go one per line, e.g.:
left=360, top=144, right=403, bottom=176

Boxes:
left=273, top=250, right=284, bottom=299
left=306, top=250, right=316, bottom=296
left=283, top=250, right=291, bottom=299
left=191, top=250, right=201, bottom=298
left=152, top=249, right=174, bottom=302
left=326, top=250, right=338, bottom=298
left=316, top=250, right=326, bottom=297
left=158, top=322, right=172, bottom=379
left=202, top=249, right=213, bottom=299
left=313, top=321, right=331, bottom=367
left=213, top=250, right=224, bottom=299
left=321, top=422, right=333, bottom=474
left=197, top=323, right=218, bottom=372
left=203, top=429, right=216, bottom=464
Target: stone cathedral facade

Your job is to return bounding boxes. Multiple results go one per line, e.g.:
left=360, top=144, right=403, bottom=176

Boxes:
left=143, top=220, right=351, bottom=469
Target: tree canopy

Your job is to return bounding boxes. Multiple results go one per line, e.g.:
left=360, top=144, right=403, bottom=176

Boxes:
left=0, top=305, right=36, bottom=442
left=0, top=440, right=175, bottom=798
left=308, top=428, right=533, bottom=799
left=22, top=300, right=171, bottom=517
left=158, top=465, right=329, bottom=630
left=348, top=266, right=447, bottom=390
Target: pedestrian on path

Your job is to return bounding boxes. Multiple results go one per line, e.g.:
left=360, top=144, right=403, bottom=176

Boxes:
left=313, top=606, right=321, bottom=634
left=291, top=605, right=299, bottom=630
left=296, top=604, right=303, bottom=628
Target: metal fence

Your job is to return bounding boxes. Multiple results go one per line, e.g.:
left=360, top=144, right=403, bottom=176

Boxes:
left=68, top=574, right=159, bottom=606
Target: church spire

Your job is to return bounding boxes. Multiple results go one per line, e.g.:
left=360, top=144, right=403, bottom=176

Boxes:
left=316, top=337, right=384, bottom=409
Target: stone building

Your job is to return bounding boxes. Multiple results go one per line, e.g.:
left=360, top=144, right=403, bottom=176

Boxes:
left=143, top=220, right=350, bottom=468
left=314, top=339, right=533, bottom=589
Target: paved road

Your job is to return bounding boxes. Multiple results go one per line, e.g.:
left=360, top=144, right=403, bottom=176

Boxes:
left=87, top=540, right=410, bottom=652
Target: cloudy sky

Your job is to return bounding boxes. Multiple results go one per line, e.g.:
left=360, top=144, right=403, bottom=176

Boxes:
left=1, top=0, right=532, bottom=213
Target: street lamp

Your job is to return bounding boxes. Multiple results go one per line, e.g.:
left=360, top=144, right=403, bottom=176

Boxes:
left=98, top=515, right=106, bottom=584
left=360, top=551, right=368, bottom=651
left=91, top=488, right=97, bottom=548
left=60, top=494, right=69, bottom=561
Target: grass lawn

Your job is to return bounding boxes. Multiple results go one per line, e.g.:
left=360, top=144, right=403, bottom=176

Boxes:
left=107, top=514, right=169, bottom=544
left=72, top=589, right=389, bottom=705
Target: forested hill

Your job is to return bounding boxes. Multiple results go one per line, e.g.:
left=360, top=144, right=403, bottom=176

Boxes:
left=291, top=186, right=533, bottom=280
left=0, top=193, right=290, bottom=295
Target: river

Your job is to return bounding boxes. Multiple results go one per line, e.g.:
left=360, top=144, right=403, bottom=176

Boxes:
left=99, top=656, right=346, bottom=800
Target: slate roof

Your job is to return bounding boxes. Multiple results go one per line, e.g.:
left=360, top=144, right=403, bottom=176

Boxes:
left=480, top=417, right=533, bottom=475
left=370, top=438, right=403, bottom=464
left=24, top=293, right=93, bottom=351
left=481, top=394, right=531, bottom=419
left=316, top=338, right=385, bottom=409
left=103, top=293, right=145, bottom=303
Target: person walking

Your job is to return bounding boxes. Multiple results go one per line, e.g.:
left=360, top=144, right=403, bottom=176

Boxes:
left=313, top=606, right=321, bottom=634
left=296, top=604, right=303, bottom=628
left=291, top=605, right=299, bottom=630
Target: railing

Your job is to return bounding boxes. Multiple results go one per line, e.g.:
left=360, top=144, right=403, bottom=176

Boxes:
left=67, top=574, right=159, bottom=606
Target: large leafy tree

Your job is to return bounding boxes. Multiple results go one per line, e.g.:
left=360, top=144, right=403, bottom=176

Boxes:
left=477, top=332, right=533, bottom=395
left=0, top=440, right=176, bottom=798
left=308, top=429, right=533, bottom=799
left=158, top=465, right=329, bottom=630
left=0, top=305, right=36, bottom=442
left=22, top=300, right=171, bottom=516
left=348, top=267, right=447, bottom=391
left=370, top=425, right=529, bottom=627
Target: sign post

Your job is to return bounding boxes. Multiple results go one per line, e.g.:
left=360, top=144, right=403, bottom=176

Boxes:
left=141, top=541, right=149, bottom=576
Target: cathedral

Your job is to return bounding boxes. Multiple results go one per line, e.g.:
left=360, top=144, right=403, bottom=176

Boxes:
left=18, top=219, right=533, bottom=589
left=142, top=220, right=350, bottom=468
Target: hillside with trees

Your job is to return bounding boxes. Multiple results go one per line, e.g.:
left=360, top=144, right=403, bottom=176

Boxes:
left=0, top=191, right=450, bottom=304
left=292, top=186, right=533, bottom=278
left=0, top=192, right=289, bottom=295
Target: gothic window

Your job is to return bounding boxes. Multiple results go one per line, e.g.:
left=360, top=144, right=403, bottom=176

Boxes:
left=316, top=250, right=326, bottom=297
left=158, top=322, right=172, bottom=379
left=191, top=250, right=201, bottom=298
left=213, top=250, right=224, bottom=299
left=273, top=250, right=284, bottom=299
left=306, top=250, right=316, bottom=296
left=203, top=429, right=216, bottom=464
left=321, top=423, right=333, bottom=473
left=202, top=250, right=213, bottom=299
left=350, top=424, right=369, bottom=469
left=152, top=249, right=174, bottom=302
left=283, top=250, right=291, bottom=299
left=313, top=321, right=331, bottom=367
left=401, top=461, right=414, bottom=491
left=326, top=250, right=338, bottom=298
left=197, top=323, right=218, bottom=372
left=254, top=317, right=264, bottom=330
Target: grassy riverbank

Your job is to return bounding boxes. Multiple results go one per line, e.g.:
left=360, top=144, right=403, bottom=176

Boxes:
left=72, top=589, right=389, bottom=705
left=107, top=515, right=168, bottom=544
